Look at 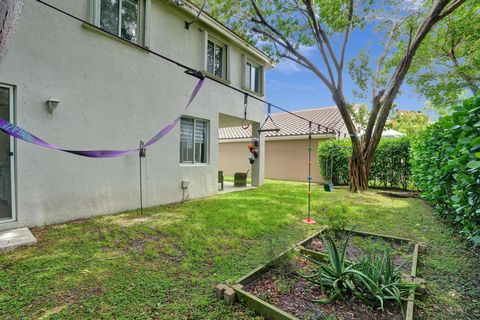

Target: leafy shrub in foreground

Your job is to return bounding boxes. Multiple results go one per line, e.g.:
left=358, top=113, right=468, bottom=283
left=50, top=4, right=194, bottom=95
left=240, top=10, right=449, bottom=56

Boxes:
left=411, top=95, right=480, bottom=244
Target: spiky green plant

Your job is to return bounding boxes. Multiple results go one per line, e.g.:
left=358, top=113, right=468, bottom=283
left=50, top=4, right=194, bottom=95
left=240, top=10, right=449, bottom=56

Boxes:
left=349, top=251, right=418, bottom=310
left=302, top=233, right=418, bottom=311
left=302, top=232, right=356, bottom=303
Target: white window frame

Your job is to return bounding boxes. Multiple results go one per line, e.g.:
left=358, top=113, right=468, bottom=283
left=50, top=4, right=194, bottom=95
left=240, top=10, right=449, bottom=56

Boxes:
left=180, top=117, right=210, bottom=165
left=242, top=55, right=264, bottom=96
left=202, top=31, right=230, bottom=82
left=0, top=84, right=16, bottom=224
left=90, top=0, right=151, bottom=47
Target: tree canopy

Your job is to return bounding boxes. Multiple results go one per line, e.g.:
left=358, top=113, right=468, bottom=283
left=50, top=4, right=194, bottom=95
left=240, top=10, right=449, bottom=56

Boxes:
left=386, top=110, right=430, bottom=136
left=400, top=0, right=480, bottom=114
left=196, top=0, right=468, bottom=190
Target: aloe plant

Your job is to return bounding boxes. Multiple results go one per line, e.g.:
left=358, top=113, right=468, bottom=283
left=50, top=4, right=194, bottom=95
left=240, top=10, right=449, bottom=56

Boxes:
left=302, top=232, right=356, bottom=303
left=302, top=233, right=418, bottom=311
left=349, top=251, right=418, bottom=310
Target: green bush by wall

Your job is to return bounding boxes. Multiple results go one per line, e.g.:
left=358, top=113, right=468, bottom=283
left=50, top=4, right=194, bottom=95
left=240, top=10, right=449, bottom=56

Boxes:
left=411, top=95, right=480, bottom=244
left=317, top=139, right=351, bottom=186
left=317, top=137, right=411, bottom=189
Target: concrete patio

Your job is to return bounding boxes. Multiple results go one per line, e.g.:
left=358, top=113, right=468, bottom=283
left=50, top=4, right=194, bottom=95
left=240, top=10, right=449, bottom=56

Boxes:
left=218, top=181, right=255, bottom=194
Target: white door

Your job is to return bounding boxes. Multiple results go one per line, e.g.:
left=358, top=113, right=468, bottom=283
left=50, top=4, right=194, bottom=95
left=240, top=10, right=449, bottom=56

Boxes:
left=0, top=85, right=15, bottom=222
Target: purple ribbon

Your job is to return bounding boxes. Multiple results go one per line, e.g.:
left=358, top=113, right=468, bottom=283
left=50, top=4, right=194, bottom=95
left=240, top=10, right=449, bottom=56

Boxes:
left=0, top=78, right=204, bottom=158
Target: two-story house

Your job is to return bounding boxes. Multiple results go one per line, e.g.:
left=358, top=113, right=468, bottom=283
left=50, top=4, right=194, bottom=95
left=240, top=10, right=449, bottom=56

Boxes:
left=0, top=0, right=273, bottom=230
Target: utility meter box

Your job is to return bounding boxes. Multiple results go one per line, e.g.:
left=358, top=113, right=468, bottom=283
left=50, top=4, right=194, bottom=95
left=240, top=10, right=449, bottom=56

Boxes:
left=181, top=180, right=189, bottom=189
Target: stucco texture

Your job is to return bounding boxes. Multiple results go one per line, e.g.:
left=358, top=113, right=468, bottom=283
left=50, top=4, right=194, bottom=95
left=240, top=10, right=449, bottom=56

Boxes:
left=0, top=0, right=266, bottom=230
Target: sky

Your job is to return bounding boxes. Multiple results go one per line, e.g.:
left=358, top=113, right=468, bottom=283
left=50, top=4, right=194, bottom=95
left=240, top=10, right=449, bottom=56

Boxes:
left=265, top=24, right=430, bottom=116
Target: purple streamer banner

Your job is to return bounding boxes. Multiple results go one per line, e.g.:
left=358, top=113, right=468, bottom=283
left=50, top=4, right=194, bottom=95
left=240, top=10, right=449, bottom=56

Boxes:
left=0, top=78, right=204, bottom=158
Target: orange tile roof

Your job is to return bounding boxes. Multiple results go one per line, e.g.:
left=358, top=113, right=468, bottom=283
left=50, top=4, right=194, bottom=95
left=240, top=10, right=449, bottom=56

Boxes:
left=219, top=107, right=346, bottom=140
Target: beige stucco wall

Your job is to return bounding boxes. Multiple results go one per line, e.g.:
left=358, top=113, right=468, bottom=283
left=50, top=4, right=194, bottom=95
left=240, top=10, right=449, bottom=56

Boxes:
left=218, top=141, right=252, bottom=176
left=220, top=138, right=325, bottom=183
left=0, top=0, right=266, bottom=230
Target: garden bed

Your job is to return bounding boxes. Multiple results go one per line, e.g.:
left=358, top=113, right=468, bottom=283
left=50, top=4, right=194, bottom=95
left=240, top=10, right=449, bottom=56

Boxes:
left=231, top=228, right=421, bottom=320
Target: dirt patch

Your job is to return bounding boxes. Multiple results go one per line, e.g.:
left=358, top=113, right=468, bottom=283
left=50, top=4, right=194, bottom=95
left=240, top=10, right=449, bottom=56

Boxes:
left=245, top=256, right=403, bottom=320
left=377, top=190, right=419, bottom=199
left=109, top=212, right=184, bottom=227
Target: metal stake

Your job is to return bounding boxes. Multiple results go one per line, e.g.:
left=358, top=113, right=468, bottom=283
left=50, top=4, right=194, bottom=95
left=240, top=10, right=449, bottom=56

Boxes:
left=139, top=141, right=146, bottom=214
left=304, top=122, right=316, bottom=224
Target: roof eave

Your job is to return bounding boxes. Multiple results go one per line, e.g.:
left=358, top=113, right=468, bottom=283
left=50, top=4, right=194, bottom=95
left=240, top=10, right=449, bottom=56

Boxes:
left=174, top=0, right=275, bottom=68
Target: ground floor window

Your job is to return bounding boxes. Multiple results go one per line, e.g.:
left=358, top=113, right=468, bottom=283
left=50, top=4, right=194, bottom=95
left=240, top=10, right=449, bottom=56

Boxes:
left=180, top=117, right=209, bottom=164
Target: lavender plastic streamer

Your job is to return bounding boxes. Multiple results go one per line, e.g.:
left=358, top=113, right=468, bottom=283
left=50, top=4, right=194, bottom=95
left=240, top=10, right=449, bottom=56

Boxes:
left=0, top=78, right=204, bottom=158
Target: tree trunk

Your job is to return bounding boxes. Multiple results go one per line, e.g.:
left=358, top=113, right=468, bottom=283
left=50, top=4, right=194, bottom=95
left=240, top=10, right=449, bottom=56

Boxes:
left=349, top=148, right=369, bottom=192
left=330, top=93, right=371, bottom=192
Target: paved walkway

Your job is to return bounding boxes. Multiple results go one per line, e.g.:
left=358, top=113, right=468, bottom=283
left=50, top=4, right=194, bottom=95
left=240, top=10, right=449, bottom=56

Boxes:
left=0, top=227, right=37, bottom=252
left=218, top=181, right=255, bottom=194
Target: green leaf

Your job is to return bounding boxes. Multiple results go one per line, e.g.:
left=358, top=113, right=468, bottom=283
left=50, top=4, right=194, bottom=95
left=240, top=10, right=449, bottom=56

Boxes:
left=475, top=152, right=480, bottom=159
left=466, top=160, right=480, bottom=169
left=472, top=136, right=480, bottom=147
left=470, top=236, right=480, bottom=246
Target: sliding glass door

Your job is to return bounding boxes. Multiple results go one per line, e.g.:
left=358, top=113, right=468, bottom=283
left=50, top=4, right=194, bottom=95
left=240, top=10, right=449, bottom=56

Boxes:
left=0, top=85, right=15, bottom=222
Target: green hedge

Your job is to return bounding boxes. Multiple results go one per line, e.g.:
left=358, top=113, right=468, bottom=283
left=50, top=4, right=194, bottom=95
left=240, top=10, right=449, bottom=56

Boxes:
left=317, top=139, right=351, bottom=186
left=411, top=95, right=480, bottom=244
left=317, top=137, right=412, bottom=189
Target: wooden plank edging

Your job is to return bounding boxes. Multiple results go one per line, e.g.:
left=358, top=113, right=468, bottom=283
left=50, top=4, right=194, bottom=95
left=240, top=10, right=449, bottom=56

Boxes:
left=234, top=286, right=299, bottom=320
left=405, top=243, right=420, bottom=320
left=233, top=227, right=419, bottom=320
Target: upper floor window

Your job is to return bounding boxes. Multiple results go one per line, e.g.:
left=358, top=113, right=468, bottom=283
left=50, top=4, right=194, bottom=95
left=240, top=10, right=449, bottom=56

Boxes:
left=245, top=60, right=261, bottom=94
left=97, top=0, right=141, bottom=43
left=204, top=35, right=228, bottom=80
left=180, top=117, right=209, bottom=164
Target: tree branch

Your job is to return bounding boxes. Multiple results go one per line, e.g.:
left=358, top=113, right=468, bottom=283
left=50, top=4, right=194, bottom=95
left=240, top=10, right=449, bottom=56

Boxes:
left=302, top=0, right=341, bottom=71
left=338, top=0, right=354, bottom=92
left=252, top=26, right=334, bottom=90
left=438, top=0, right=466, bottom=19
left=368, top=0, right=467, bottom=158
left=301, top=0, right=337, bottom=86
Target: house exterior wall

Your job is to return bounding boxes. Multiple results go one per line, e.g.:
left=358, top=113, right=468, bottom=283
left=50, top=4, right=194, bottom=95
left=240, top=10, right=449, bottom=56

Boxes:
left=0, top=0, right=266, bottom=230
left=219, top=137, right=326, bottom=183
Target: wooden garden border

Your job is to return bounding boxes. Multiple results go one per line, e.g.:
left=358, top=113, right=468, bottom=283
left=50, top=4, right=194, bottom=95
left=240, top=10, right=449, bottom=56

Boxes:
left=224, top=227, right=423, bottom=320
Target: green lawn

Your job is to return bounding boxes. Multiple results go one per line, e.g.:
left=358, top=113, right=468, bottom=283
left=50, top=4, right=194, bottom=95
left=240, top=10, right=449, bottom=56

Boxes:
left=0, top=181, right=479, bottom=319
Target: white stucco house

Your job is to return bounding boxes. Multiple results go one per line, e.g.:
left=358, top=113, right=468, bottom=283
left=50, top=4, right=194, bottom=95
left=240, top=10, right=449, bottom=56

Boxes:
left=0, top=0, right=272, bottom=231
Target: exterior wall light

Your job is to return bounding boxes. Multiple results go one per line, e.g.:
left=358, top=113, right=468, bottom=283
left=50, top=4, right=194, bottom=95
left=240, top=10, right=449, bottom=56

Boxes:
left=46, top=98, right=60, bottom=113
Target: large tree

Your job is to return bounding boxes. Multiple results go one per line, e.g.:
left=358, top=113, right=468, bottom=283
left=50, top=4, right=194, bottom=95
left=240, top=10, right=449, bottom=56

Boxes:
left=201, top=0, right=467, bottom=191
left=401, top=0, right=480, bottom=114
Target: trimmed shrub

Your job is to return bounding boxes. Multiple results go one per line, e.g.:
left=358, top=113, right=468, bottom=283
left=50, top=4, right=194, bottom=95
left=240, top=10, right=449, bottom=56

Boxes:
left=411, top=95, right=480, bottom=244
left=318, top=137, right=412, bottom=190
left=317, top=139, right=351, bottom=186
left=370, top=138, right=411, bottom=190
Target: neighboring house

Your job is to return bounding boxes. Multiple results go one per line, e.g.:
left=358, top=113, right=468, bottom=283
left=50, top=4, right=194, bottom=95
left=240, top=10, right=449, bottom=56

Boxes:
left=0, top=0, right=273, bottom=230
left=219, top=107, right=348, bottom=183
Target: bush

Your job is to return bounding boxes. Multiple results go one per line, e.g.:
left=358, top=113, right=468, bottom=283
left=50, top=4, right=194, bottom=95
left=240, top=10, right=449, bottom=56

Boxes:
left=411, top=95, right=480, bottom=244
left=325, top=205, right=349, bottom=237
left=370, top=138, right=411, bottom=190
left=318, top=137, right=412, bottom=189
left=317, top=139, right=351, bottom=186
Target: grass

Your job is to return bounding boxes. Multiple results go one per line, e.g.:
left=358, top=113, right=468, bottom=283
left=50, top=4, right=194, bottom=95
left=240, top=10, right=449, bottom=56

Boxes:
left=0, top=180, right=479, bottom=319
